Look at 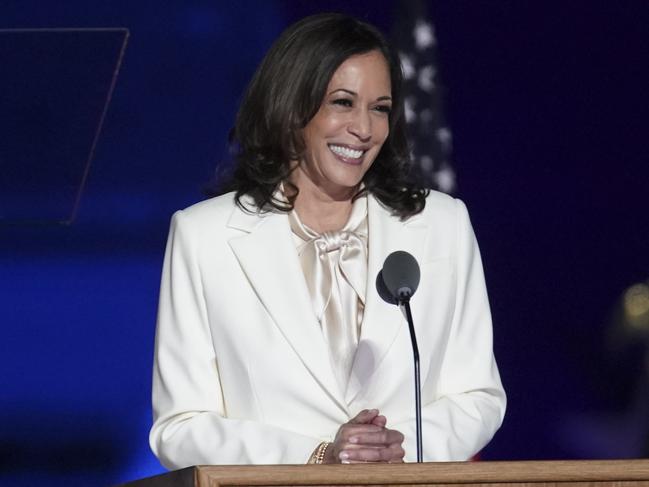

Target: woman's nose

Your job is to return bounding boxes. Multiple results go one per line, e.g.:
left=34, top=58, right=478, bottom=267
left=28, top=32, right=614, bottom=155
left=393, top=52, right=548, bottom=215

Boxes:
left=348, top=109, right=372, bottom=141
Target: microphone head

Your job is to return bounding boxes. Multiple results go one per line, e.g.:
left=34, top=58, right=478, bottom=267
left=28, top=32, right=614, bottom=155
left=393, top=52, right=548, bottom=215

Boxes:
left=376, top=270, right=397, bottom=305
left=381, top=251, right=421, bottom=301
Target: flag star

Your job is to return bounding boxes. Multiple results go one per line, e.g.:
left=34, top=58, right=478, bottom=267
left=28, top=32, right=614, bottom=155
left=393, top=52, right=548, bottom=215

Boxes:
left=404, top=97, right=417, bottom=124
left=418, top=65, right=436, bottom=92
left=436, top=127, right=452, bottom=151
left=420, top=155, right=434, bottom=172
left=399, top=52, right=416, bottom=80
left=420, top=108, right=433, bottom=125
left=435, top=165, right=456, bottom=193
left=414, top=20, right=436, bottom=50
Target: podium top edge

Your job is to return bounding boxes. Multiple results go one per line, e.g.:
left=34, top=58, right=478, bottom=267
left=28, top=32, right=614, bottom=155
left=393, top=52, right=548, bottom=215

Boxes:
left=191, top=459, right=649, bottom=484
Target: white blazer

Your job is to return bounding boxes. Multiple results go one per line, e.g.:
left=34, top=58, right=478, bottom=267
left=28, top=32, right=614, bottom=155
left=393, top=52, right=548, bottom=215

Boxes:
left=149, top=190, right=505, bottom=468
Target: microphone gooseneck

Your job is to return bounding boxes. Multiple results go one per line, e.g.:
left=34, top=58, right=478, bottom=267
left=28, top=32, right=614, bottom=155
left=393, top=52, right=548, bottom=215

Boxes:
left=378, top=251, right=423, bottom=462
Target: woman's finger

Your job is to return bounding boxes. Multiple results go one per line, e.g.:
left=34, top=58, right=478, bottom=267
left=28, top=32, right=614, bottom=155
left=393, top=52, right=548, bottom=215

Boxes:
left=338, top=446, right=398, bottom=463
left=348, top=408, right=379, bottom=424
left=370, top=414, right=387, bottom=428
left=339, top=423, right=383, bottom=441
left=388, top=443, right=406, bottom=461
left=348, top=428, right=404, bottom=447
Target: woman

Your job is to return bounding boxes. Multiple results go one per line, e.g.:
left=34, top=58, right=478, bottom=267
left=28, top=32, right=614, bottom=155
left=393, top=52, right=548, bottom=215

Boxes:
left=150, top=13, right=505, bottom=468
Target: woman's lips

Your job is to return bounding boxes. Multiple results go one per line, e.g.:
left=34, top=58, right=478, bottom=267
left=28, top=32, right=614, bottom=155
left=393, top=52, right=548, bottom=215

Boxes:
left=328, top=144, right=366, bottom=165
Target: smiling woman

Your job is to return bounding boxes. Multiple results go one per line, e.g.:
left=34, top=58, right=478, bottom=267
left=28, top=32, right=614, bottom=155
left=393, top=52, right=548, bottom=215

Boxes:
left=150, top=13, right=505, bottom=469
left=224, top=13, right=425, bottom=221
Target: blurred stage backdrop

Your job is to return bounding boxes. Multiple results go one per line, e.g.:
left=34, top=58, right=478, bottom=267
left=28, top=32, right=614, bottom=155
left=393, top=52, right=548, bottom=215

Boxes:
left=2, top=1, right=649, bottom=485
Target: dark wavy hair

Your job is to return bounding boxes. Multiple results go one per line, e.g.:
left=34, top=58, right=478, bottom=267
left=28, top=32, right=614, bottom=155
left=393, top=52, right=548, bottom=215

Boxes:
left=218, top=13, right=429, bottom=219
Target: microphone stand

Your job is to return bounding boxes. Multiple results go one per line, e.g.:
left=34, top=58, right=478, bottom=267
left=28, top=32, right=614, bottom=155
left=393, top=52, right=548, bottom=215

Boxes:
left=399, top=292, right=422, bottom=463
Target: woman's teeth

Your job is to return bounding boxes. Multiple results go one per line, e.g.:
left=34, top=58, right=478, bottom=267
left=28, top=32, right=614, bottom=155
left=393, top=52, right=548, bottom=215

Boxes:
left=329, top=144, right=364, bottom=159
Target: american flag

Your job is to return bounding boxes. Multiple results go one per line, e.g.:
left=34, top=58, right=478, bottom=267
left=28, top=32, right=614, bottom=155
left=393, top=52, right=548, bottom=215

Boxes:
left=392, top=0, right=455, bottom=193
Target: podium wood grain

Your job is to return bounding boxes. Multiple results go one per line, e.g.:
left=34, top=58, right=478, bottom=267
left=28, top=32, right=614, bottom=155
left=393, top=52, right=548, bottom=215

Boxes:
left=119, top=460, right=649, bottom=487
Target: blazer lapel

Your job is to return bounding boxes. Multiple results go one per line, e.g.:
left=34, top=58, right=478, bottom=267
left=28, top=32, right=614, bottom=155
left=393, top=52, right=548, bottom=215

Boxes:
left=346, top=195, right=428, bottom=404
left=226, top=203, right=348, bottom=412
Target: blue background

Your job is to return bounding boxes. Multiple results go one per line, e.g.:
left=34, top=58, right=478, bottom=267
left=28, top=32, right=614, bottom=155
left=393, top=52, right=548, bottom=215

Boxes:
left=2, top=1, right=649, bottom=485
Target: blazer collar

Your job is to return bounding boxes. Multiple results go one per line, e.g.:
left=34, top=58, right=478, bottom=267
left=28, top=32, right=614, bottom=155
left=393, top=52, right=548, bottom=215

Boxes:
left=226, top=199, right=349, bottom=414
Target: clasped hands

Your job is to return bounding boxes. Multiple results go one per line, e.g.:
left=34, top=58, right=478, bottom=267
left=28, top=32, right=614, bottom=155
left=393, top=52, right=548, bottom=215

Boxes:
left=324, top=409, right=405, bottom=464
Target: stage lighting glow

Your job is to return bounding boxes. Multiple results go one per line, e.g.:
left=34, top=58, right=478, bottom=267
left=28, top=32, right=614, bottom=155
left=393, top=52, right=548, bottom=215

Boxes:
left=623, top=283, right=649, bottom=330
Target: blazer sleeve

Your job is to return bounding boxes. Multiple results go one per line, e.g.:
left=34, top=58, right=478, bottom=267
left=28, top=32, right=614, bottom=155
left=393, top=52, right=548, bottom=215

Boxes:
left=392, top=198, right=506, bottom=461
left=149, top=210, right=322, bottom=468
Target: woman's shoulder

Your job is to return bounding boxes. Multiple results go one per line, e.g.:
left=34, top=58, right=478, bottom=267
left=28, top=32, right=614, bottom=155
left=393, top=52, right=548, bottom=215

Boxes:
left=370, top=188, right=465, bottom=224
left=418, top=189, right=467, bottom=222
left=167, top=192, right=240, bottom=235
left=423, top=189, right=457, bottom=209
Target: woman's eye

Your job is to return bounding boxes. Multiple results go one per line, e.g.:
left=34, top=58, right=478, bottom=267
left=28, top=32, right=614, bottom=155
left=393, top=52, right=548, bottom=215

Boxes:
left=374, top=105, right=392, bottom=114
left=332, top=98, right=353, bottom=107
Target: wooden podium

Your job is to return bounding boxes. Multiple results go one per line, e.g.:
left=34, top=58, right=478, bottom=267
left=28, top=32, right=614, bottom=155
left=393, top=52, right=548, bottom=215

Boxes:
left=119, top=460, right=649, bottom=487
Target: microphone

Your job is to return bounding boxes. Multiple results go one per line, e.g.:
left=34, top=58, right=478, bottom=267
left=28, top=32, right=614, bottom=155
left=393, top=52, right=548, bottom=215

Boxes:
left=377, top=251, right=423, bottom=462
left=380, top=250, right=421, bottom=302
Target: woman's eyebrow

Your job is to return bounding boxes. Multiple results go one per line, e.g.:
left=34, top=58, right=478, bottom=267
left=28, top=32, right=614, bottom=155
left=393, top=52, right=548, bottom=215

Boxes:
left=328, top=88, right=357, bottom=96
left=328, top=88, right=392, bottom=101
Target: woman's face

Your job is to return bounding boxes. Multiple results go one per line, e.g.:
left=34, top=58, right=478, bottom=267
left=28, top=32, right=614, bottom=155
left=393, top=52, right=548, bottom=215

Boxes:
left=296, top=50, right=392, bottom=198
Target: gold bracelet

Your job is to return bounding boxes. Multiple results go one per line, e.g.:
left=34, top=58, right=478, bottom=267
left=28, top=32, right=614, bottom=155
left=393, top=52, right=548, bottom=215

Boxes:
left=308, top=441, right=331, bottom=464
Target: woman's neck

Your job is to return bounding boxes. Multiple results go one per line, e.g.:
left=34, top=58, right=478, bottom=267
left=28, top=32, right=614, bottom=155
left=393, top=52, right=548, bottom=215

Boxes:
left=289, top=173, right=357, bottom=234
left=294, top=194, right=353, bottom=234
